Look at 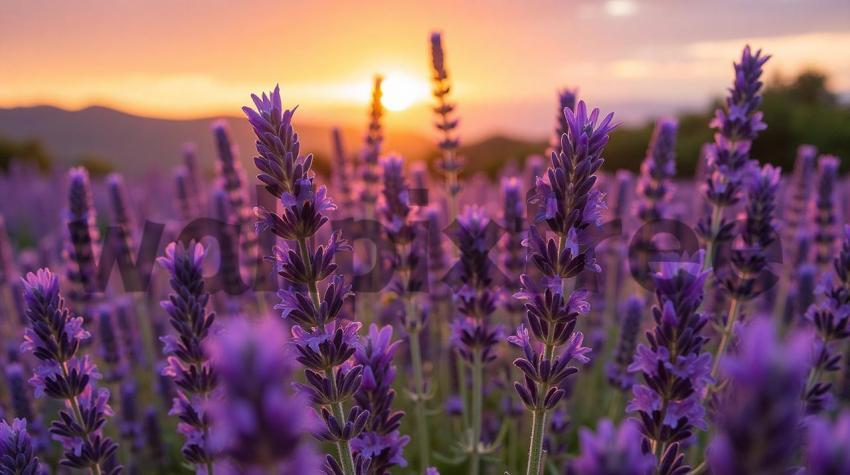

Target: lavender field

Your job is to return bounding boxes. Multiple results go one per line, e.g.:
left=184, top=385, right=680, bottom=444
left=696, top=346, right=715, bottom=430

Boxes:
left=1, top=29, right=850, bottom=475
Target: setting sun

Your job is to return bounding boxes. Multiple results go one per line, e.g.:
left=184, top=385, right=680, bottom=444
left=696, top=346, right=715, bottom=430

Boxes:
left=380, top=73, right=430, bottom=111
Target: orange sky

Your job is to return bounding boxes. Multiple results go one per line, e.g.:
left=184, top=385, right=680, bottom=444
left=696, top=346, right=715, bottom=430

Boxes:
left=2, top=0, right=849, bottom=139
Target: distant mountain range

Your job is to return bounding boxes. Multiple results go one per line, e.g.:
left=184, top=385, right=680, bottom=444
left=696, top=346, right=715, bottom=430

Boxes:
left=0, top=105, right=440, bottom=178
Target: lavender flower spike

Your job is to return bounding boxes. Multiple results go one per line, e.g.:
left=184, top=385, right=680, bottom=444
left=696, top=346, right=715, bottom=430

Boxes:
left=636, top=117, right=678, bottom=222
left=805, top=411, right=850, bottom=474
left=157, top=242, right=217, bottom=471
left=378, top=155, right=428, bottom=471
left=430, top=31, right=462, bottom=208
left=513, top=100, right=613, bottom=475
left=813, top=155, right=840, bottom=268
left=358, top=76, right=383, bottom=214
left=450, top=206, right=505, bottom=474
left=64, top=167, right=100, bottom=305
left=699, top=46, right=770, bottom=270
left=0, top=418, right=44, bottom=475
left=351, top=324, right=409, bottom=475
left=550, top=88, right=578, bottom=155
left=605, top=296, right=643, bottom=392
left=244, top=86, right=366, bottom=475
left=627, top=251, right=711, bottom=471
left=568, top=419, right=655, bottom=475
left=21, top=269, right=120, bottom=474
left=207, top=317, right=321, bottom=474
left=708, top=318, right=809, bottom=475
left=802, top=224, right=850, bottom=413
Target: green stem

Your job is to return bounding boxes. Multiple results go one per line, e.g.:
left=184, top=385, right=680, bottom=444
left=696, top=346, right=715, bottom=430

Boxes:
left=702, top=203, right=723, bottom=273
left=525, top=408, right=547, bottom=475
left=470, top=350, right=483, bottom=475
left=688, top=460, right=707, bottom=475
left=526, top=343, right=556, bottom=475
left=508, top=418, right=518, bottom=473
left=409, top=326, right=430, bottom=471
left=710, top=297, right=742, bottom=381
left=300, top=236, right=355, bottom=475
left=326, top=367, right=357, bottom=475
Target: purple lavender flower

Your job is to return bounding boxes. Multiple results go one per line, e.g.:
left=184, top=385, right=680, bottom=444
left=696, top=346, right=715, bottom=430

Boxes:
left=0, top=418, right=44, bottom=475
left=244, top=86, right=365, bottom=475
left=351, top=324, right=409, bottom=475
left=802, top=224, right=850, bottom=413
left=21, top=269, right=120, bottom=474
left=723, top=163, right=780, bottom=300
left=174, top=168, right=195, bottom=222
left=212, top=120, right=260, bottom=282
left=513, top=100, right=613, bottom=475
left=501, top=177, right=525, bottom=313
left=182, top=142, right=206, bottom=217
left=358, top=76, right=384, bottom=211
left=782, top=145, right=818, bottom=262
left=550, top=89, right=578, bottom=155
left=449, top=206, right=505, bottom=473
left=627, top=252, right=711, bottom=468
left=0, top=215, right=17, bottom=288
left=568, top=419, right=655, bottom=475
left=532, top=102, right=613, bottom=239
left=430, top=31, right=462, bottom=200
left=636, top=118, right=678, bottom=222
left=114, top=300, right=140, bottom=370
left=142, top=407, right=164, bottom=467
left=106, top=174, right=137, bottom=255
left=118, top=382, right=142, bottom=455
left=699, top=46, right=770, bottom=269
left=206, top=317, right=321, bottom=474
left=64, top=167, right=100, bottom=304
left=332, top=127, right=354, bottom=211
left=805, top=411, right=850, bottom=474
left=377, top=156, right=429, bottom=470
left=708, top=318, right=808, bottom=475
left=157, top=242, right=217, bottom=471
left=814, top=155, right=840, bottom=267
left=606, top=296, right=643, bottom=392
left=4, top=362, right=44, bottom=455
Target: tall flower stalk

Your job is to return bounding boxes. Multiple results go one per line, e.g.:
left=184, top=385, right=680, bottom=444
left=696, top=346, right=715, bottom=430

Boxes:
left=632, top=118, right=678, bottom=289
left=244, top=86, right=366, bottom=475
left=708, top=319, right=808, bottom=475
left=698, top=46, right=769, bottom=272
left=64, top=167, right=100, bottom=307
left=351, top=324, right=409, bottom=474
left=430, top=31, right=462, bottom=222
left=450, top=207, right=504, bottom=475
left=813, top=155, right=840, bottom=270
left=157, top=242, right=218, bottom=473
left=0, top=418, right=43, bottom=475
left=511, top=101, right=613, bottom=475
left=772, top=145, right=818, bottom=317
left=802, top=224, right=850, bottom=413
left=206, top=317, right=322, bottom=473
left=627, top=252, right=711, bottom=471
left=378, top=155, right=429, bottom=471
left=21, top=269, right=120, bottom=475
left=712, top=164, right=780, bottom=379
left=357, top=76, right=384, bottom=323
left=212, top=121, right=262, bottom=296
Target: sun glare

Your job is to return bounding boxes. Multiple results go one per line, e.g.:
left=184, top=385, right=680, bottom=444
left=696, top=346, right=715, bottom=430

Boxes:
left=380, top=73, right=429, bottom=111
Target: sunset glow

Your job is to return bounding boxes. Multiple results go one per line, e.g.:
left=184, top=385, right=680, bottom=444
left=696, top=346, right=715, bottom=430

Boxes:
left=380, top=73, right=430, bottom=111
left=1, top=0, right=848, bottom=138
